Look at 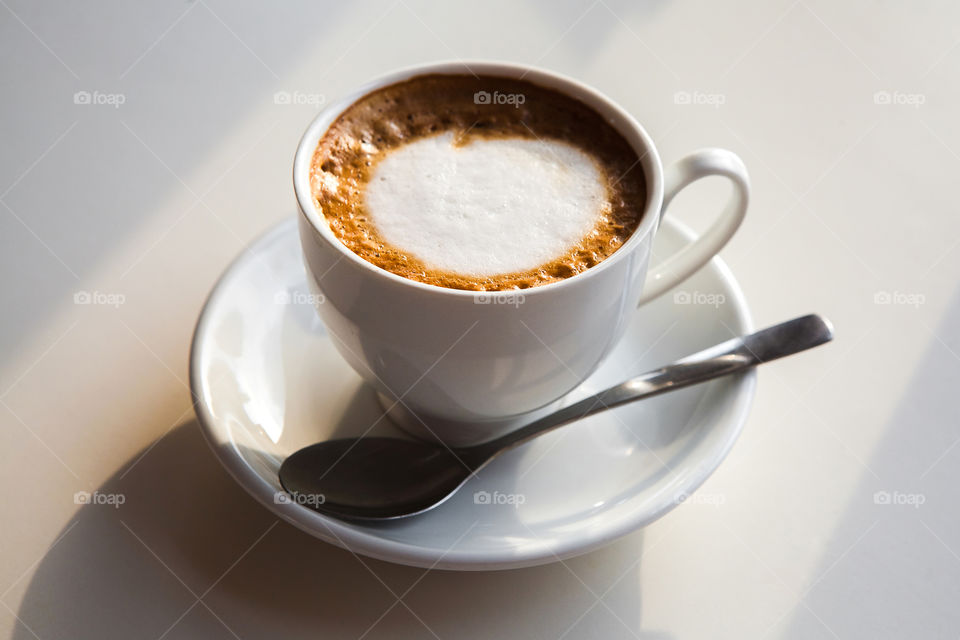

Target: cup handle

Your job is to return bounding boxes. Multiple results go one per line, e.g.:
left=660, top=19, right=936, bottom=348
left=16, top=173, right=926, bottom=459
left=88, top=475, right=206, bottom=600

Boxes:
left=636, top=148, right=750, bottom=306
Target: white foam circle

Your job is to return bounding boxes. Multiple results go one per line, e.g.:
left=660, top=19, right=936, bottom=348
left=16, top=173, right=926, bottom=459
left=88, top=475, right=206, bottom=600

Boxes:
left=363, top=132, right=608, bottom=277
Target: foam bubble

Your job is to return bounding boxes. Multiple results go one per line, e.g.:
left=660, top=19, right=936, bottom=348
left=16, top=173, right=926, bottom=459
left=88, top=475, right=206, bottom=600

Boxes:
left=363, top=132, right=608, bottom=277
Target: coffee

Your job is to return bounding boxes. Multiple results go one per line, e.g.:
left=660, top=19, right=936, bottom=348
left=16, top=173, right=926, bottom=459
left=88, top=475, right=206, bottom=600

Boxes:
left=310, top=74, right=646, bottom=290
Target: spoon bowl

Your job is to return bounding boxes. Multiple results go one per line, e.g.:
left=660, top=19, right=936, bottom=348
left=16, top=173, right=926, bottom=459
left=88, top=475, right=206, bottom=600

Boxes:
left=281, top=438, right=481, bottom=519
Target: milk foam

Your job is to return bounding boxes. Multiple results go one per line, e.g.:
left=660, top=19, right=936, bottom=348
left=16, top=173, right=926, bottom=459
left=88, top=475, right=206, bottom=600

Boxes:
left=363, top=132, right=608, bottom=277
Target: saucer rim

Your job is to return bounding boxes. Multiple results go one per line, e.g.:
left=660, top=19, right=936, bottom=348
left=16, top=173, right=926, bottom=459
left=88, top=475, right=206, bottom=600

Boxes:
left=189, top=217, right=756, bottom=571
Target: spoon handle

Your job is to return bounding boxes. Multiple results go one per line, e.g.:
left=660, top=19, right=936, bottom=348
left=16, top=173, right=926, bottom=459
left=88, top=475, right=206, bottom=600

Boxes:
left=470, top=314, right=834, bottom=458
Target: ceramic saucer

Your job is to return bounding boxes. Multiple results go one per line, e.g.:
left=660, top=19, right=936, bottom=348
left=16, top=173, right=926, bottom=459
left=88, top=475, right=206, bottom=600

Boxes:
left=190, top=217, right=755, bottom=570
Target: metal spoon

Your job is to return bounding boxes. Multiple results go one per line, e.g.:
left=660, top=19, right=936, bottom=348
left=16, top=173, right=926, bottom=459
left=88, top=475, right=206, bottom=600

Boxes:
left=279, top=314, right=833, bottom=521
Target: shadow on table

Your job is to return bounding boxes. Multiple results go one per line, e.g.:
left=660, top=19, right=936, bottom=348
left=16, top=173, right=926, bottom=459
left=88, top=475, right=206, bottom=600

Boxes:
left=10, top=421, right=673, bottom=640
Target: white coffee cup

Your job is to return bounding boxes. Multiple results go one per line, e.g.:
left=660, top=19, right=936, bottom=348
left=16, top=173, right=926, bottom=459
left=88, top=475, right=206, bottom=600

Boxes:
left=294, top=61, right=749, bottom=446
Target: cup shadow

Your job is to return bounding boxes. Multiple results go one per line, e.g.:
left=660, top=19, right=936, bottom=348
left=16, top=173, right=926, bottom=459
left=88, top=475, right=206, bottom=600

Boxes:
left=9, top=420, right=669, bottom=639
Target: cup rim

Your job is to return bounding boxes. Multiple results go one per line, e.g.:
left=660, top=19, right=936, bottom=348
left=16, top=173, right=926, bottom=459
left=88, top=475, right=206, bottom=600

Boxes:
left=293, top=59, right=665, bottom=298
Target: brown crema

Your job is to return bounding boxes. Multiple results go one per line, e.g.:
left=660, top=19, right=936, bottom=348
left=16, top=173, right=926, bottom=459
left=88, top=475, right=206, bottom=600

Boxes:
left=309, top=74, right=647, bottom=290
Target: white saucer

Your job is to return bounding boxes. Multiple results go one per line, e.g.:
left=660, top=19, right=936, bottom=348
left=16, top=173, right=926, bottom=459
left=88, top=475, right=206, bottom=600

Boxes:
left=190, top=217, right=756, bottom=571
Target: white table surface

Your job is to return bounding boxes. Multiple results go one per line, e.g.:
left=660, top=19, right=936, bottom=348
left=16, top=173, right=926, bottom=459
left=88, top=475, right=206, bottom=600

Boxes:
left=2, top=1, right=959, bottom=638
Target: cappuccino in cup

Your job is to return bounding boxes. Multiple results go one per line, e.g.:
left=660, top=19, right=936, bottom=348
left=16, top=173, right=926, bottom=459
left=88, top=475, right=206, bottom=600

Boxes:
left=309, top=74, right=646, bottom=291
